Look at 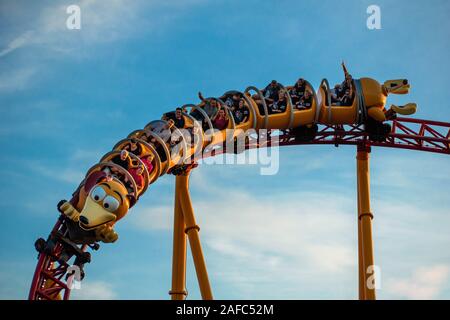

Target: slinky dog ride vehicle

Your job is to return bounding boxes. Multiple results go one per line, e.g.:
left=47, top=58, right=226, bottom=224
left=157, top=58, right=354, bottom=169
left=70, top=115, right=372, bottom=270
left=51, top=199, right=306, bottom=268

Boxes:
left=31, top=66, right=450, bottom=300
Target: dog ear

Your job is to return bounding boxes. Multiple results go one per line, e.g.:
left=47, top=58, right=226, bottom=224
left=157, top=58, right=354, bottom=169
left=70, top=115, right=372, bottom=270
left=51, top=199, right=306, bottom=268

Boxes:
left=84, top=171, right=108, bottom=193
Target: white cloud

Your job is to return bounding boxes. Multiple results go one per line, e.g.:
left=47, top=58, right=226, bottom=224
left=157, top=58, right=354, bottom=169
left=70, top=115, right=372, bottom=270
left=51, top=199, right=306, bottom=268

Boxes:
left=0, top=30, right=35, bottom=57
left=29, top=161, right=85, bottom=184
left=131, top=185, right=358, bottom=298
left=371, top=151, right=450, bottom=191
left=385, top=265, right=450, bottom=299
left=0, top=0, right=206, bottom=59
left=0, top=0, right=207, bottom=93
left=0, top=1, right=142, bottom=58
left=127, top=150, right=450, bottom=299
left=71, top=280, right=117, bottom=300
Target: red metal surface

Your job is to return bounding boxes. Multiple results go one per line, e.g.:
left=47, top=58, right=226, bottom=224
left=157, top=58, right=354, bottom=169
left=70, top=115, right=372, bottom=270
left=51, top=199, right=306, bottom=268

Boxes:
left=28, top=117, right=450, bottom=300
left=28, top=218, right=86, bottom=300
left=276, top=118, right=450, bottom=154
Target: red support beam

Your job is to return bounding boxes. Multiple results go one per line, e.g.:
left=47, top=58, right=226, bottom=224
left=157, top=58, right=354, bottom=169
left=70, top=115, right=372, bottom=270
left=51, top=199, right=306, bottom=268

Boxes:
left=277, top=118, right=450, bottom=155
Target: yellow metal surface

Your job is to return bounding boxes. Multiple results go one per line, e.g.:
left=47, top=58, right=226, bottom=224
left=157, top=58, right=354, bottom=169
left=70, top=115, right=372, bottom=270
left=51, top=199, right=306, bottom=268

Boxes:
left=383, top=79, right=410, bottom=95
left=246, top=94, right=266, bottom=129
left=175, top=172, right=213, bottom=300
left=317, top=86, right=358, bottom=124
left=356, top=149, right=376, bottom=300
left=360, top=77, right=387, bottom=109
left=265, top=108, right=292, bottom=130
left=392, top=103, right=417, bottom=115
left=357, top=178, right=365, bottom=300
left=367, top=107, right=386, bottom=122
left=170, top=176, right=188, bottom=300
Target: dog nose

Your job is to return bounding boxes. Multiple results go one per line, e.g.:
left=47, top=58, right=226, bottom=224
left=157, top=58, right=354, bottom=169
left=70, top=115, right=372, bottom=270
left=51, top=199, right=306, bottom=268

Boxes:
left=79, top=216, right=89, bottom=225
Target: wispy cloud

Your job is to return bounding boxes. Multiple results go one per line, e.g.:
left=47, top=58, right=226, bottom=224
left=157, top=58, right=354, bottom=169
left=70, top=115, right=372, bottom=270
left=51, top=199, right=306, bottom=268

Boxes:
left=131, top=185, right=357, bottom=298
left=0, top=0, right=206, bottom=59
left=71, top=280, right=117, bottom=300
left=0, top=0, right=207, bottom=94
left=0, top=1, right=141, bottom=58
left=27, top=161, right=85, bottom=185
left=385, top=265, right=450, bottom=299
left=0, top=30, right=34, bottom=58
left=127, top=150, right=450, bottom=299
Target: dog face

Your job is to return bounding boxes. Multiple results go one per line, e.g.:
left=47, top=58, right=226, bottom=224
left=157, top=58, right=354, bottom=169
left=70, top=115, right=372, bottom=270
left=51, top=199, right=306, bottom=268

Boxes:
left=382, top=79, right=410, bottom=95
left=78, top=180, right=130, bottom=230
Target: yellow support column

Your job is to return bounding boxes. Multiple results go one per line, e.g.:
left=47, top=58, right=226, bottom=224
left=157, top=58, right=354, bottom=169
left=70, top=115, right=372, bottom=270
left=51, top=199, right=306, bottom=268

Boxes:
left=176, top=170, right=213, bottom=300
left=169, top=176, right=188, bottom=300
left=357, top=184, right=365, bottom=300
left=356, top=144, right=376, bottom=300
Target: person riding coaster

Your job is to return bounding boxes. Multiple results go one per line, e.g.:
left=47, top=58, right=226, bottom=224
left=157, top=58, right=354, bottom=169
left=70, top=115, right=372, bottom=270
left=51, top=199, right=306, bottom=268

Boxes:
left=34, top=63, right=418, bottom=274
left=341, top=62, right=416, bottom=121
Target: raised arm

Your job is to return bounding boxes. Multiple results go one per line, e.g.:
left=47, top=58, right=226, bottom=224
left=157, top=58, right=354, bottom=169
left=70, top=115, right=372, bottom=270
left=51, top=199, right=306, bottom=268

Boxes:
left=198, top=91, right=206, bottom=103
left=342, top=61, right=349, bottom=78
left=211, top=107, right=218, bottom=121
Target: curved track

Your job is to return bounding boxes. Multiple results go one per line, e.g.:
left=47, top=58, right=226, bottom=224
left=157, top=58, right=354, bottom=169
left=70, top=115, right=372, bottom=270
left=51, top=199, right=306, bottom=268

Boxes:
left=28, top=75, right=450, bottom=300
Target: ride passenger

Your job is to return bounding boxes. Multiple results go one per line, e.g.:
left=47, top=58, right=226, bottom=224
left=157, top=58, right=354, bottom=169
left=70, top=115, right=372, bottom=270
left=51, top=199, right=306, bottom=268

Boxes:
left=331, top=84, right=341, bottom=105
left=139, top=153, right=154, bottom=174
left=340, top=75, right=353, bottom=98
left=101, top=160, right=134, bottom=194
left=110, top=150, right=132, bottom=170
left=122, top=139, right=143, bottom=157
left=149, top=119, right=174, bottom=144
left=100, top=165, right=133, bottom=194
left=295, top=90, right=313, bottom=110
left=263, top=80, right=282, bottom=102
left=339, top=89, right=353, bottom=106
left=149, top=119, right=174, bottom=162
left=289, top=78, right=306, bottom=105
left=197, top=92, right=219, bottom=118
left=108, top=150, right=136, bottom=189
left=163, top=108, right=186, bottom=129
left=211, top=106, right=229, bottom=130
left=224, top=92, right=242, bottom=109
left=232, top=99, right=249, bottom=124
left=335, top=78, right=353, bottom=106
left=191, top=92, right=220, bottom=130
left=173, top=108, right=186, bottom=128
left=128, top=165, right=145, bottom=193
left=148, top=137, right=167, bottom=163
left=338, top=62, right=353, bottom=98
left=253, top=80, right=282, bottom=114
left=139, top=130, right=166, bottom=163
left=269, top=90, right=287, bottom=114
left=139, top=131, right=149, bottom=142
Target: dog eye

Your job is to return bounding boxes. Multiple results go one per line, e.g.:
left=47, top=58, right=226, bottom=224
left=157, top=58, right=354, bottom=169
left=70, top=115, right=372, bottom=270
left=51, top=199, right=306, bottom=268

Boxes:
left=91, top=186, right=106, bottom=202
left=103, top=196, right=119, bottom=212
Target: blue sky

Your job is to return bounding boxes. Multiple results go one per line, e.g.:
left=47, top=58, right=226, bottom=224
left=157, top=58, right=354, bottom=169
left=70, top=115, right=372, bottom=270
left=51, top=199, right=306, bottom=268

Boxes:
left=0, top=0, right=449, bottom=299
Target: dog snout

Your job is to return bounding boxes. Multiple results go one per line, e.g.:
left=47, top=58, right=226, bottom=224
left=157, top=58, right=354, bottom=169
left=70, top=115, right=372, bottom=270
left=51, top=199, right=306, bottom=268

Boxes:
left=79, top=216, right=89, bottom=225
